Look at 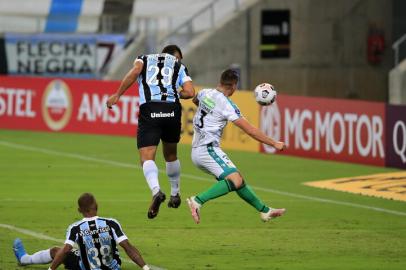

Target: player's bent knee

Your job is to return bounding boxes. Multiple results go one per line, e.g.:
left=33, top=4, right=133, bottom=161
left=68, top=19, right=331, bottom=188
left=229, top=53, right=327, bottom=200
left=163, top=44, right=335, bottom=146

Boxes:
left=50, top=246, right=60, bottom=258
left=234, top=179, right=244, bottom=189
left=139, top=146, right=158, bottom=164
left=163, top=153, right=177, bottom=162
left=162, top=143, right=178, bottom=162
left=226, top=173, right=244, bottom=189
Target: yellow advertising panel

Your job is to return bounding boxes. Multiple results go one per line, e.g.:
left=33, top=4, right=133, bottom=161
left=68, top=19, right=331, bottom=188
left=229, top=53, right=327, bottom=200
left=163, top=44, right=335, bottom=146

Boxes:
left=304, top=172, right=406, bottom=202
left=180, top=88, right=260, bottom=152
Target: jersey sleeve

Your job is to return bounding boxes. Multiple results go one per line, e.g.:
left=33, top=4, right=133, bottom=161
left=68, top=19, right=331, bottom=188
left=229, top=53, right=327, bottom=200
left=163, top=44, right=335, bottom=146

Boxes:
left=222, top=98, right=242, bottom=122
left=108, top=219, right=128, bottom=244
left=178, top=65, right=192, bottom=86
left=65, top=224, right=78, bottom=247
left=195, top=89, right=207, bottom=102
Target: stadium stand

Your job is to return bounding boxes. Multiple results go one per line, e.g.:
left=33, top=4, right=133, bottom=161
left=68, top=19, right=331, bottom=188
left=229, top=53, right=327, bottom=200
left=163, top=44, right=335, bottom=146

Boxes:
left=0, top=0, right=248, bottom=35
left=0, top=0, right=110, bottom=33
left=1, top=0, right=405, bottom=102
left=130, top=0, right=246, bottom=35
left=106, top=0, right=257, bottom=79
left=99, top=0, right=134, bottom=33
left=0, top=0, right=50, bottom=33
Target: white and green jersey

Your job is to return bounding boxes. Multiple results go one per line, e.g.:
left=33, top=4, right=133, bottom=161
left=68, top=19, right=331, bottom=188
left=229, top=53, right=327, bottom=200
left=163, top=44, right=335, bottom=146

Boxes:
left=192, top=88, right=242, bottom=147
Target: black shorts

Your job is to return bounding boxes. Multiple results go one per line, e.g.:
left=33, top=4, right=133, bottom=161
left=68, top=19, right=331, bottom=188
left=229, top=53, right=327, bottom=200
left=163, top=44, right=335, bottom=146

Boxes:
left=63, top=249, right=81, bottom=270
left=137, top=102, right=182, bottom=149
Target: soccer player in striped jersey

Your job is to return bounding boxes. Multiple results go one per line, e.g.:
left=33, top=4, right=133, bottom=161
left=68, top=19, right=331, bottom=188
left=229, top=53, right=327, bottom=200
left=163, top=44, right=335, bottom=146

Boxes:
left=186, top=69, right=286, bottom=224
left=14, top=193, right=151, bottom=270
left=107, top=45, right=195, bottom=219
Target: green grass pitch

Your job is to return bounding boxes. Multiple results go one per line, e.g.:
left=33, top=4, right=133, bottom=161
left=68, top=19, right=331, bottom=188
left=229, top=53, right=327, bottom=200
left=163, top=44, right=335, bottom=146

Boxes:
left=0, top=130, right=405, bottom=270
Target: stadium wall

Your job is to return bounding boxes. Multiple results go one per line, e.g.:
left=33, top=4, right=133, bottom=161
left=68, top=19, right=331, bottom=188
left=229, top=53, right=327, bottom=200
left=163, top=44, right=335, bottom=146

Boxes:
left=185, top=0, right=393, bottom=102
left=0, top=76, right=405, bottom=169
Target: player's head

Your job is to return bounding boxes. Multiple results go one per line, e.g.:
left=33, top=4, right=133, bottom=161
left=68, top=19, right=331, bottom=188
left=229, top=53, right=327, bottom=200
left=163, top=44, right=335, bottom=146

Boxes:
left=78, top=192, right=98, bottom=216
left=219, top=69, right=239, bottom=96
left=162, top=44, right=183, bottom=60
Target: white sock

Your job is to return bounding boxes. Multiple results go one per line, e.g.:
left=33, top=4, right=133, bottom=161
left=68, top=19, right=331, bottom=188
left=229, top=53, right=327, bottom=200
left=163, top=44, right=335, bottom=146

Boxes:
left=20, top=249, right=52, bottom=264
left=166, top=160, right=181, bottom=196
left=143, top=160, right=160, bottom=195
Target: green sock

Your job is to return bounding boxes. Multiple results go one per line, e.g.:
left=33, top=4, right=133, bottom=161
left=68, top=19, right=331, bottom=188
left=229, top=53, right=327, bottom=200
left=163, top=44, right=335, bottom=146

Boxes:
left=236, top=184, right=270, bottom=213
left=195, top=180, right=235, bottom=205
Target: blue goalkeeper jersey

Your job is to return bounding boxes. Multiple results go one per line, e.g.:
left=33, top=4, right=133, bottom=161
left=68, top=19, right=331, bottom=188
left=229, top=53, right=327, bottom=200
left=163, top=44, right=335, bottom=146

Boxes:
left=136, top=53, right=192, bottom=105
left=65, top=216, right=128, bottom=270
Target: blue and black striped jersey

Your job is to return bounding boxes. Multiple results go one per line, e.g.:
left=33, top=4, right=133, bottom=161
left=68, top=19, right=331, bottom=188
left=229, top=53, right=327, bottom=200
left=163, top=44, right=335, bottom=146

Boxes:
left=136, top=53, right=192, bottom=105
left=65, top=216, right=127, bottom=270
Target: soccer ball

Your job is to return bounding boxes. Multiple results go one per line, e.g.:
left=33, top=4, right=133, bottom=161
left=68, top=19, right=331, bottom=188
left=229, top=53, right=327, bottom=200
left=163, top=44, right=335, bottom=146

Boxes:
left=254, top=83, right=277, bottom=106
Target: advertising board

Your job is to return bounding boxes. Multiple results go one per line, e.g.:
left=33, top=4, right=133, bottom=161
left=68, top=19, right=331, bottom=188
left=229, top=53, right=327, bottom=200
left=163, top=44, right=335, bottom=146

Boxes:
left=0, top=76, right=139, bottom=136
left=259, top=95, right=386, bottom=166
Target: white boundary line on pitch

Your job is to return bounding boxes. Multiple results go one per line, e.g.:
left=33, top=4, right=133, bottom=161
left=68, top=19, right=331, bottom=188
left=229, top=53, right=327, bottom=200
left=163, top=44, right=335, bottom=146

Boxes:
left=0, top=223, right=167, bottom=270
left=1, top=140, right=406, bottom=217
left=0, top=223, right=65, bottom=242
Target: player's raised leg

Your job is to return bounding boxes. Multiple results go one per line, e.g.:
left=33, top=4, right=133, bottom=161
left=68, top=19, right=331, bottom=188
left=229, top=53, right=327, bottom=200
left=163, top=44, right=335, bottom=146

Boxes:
left=226, top=171, right=286, bottom=222
left=235, top=182, right=286, bottom=222
left=221, top=172, right=285, bottom=222
left=188, top=146, right=285, bottom=223
left=187, top=176, right=238, bottom=224
left=193, top=177, right=238, bottom=205
left=187, top=146, right=239, bottom=223
left=13, top=238, right=56, bottom=265
left=162, top=142, right=181, bottom=208
left=140, top=146, right=166, bottom=219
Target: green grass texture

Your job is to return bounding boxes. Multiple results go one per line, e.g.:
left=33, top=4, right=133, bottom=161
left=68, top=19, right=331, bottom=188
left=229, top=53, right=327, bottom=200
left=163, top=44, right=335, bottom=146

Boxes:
left=0, top=130, right=405, bottom=270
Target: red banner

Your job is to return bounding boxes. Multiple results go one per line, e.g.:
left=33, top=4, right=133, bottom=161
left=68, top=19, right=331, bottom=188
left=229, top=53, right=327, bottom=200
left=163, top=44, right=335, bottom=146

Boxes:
left=0, top=76, right=394, bottom=167
left=259, top=95, right=386, bottom=166
left=385, top=105, right=406, bottom=169
left=0, top=76, right=139, bottom=136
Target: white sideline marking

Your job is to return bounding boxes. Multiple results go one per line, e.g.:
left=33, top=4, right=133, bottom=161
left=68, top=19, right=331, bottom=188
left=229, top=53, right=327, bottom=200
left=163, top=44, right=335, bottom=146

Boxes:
left=0, top=223, right=166, bottom=270
left=0, top=223, right=64, bottom=242
left=1, top=140, right=406, bottom=217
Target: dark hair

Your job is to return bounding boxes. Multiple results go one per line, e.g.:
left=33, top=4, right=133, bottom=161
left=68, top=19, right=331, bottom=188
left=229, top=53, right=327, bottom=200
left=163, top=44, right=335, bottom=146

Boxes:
left=220, top=69, right=239, bottom=86
left=162, top=44, right=183, bottom=59
left=78, top=193, right=97, bottom=213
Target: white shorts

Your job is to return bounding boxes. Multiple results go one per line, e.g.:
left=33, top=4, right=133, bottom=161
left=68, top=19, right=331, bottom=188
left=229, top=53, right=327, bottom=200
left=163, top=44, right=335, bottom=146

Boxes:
left=191, top=144, right=238, bottom=180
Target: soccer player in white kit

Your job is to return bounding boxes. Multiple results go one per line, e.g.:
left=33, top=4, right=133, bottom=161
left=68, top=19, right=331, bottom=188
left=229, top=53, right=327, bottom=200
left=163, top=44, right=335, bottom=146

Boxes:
left=186, top=69, right=286, bottom=224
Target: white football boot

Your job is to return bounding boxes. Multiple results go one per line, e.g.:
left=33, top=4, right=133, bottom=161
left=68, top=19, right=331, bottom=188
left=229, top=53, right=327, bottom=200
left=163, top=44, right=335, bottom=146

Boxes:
left=260, top=208, right=286, bottom=222
left=186, top=197, right=201, bottom=224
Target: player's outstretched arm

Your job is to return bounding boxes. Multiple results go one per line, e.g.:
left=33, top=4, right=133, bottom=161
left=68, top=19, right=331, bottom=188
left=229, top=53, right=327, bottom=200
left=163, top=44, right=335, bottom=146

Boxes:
left=119, top=239, right=150, bottom=270
left=107, top=60, right=143, bottom=109
left=48, top=244, right=72, bottom=270
left=233, top=117, right=286, bottom=151
left=179, top=81, right=195, bottom=99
